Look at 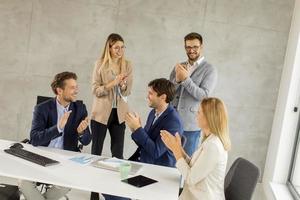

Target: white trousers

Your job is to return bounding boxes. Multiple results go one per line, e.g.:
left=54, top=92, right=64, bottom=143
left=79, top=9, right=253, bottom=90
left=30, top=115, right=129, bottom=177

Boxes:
left=18, top=180, right=70, bottom=200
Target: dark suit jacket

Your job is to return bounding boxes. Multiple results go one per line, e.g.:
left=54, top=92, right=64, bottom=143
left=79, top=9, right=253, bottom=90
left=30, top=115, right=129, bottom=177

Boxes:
left=30, top=98, right=91, bottom=152
left=130, top=105, right=183, bottom=167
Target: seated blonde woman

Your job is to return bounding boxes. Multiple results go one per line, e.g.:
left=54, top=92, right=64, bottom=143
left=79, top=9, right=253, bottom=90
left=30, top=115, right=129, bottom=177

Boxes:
left=160, top=97, right=231, bottom=200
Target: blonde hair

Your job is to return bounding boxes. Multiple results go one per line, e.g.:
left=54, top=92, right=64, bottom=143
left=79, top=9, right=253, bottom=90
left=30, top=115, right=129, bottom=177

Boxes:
left=99, top=33, right=126, bottom=71
left=201, top=97, right=231, bottom=151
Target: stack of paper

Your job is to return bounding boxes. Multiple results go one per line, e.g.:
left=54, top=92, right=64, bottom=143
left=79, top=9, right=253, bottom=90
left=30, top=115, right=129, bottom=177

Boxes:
left=96, top=157, right=125, bottom=170
left=91, top=157, right=142, bottom=174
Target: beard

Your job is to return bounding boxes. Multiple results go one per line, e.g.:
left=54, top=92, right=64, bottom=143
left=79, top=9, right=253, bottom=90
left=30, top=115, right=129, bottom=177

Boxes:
left=148, top=102, right=154, bottom=109
left=187, top=53, right=200, bottom=62
left=63, top=94, right=76, bottom=103
left=148, top=100, right=157, bottom=109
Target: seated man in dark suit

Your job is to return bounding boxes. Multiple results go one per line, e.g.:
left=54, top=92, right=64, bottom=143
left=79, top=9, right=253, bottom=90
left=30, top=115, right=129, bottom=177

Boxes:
left=126, top=78, right=184, bottom=167
left=102, top=78, right=184, bottom=200
left=19, top=71, right=91, bottom=200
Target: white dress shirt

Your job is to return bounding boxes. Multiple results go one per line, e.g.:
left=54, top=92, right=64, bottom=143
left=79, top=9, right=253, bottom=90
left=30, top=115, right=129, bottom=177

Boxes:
left=48, top=100, right=70, bottom=149
left=176, top=134, right=228, bottom=200
left=186, top=56, right=205, bottom=76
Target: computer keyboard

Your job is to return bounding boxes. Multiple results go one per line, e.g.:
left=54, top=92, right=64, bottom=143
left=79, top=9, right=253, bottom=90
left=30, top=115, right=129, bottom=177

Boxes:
left=4, top=148, right=59, bottom=167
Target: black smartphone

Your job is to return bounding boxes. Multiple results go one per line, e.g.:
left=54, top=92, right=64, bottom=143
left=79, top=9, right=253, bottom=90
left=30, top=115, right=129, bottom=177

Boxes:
left=121, top=175, right=158, bottom=188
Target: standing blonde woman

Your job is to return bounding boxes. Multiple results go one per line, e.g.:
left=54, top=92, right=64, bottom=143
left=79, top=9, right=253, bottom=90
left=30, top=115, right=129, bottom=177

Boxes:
left=90, top=34, right=132, bottom=200
left=91, top=33, right=132, bottom=158
left=161, top=97, right=231, bottom=200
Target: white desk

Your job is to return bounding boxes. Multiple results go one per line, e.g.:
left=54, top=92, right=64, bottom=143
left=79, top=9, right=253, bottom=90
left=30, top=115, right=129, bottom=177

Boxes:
left=0, top=139, right=181, bottom=200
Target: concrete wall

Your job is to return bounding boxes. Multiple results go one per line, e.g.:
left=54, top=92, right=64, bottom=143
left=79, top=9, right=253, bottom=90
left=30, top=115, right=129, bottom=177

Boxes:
left=0, top=0, right=295, bottom=178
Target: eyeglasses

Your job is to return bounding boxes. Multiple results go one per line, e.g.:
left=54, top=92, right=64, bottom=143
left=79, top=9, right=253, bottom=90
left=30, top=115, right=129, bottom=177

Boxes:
left=111, top=46, right=126, bottom=51
left=185, top=46, right=200, bottom=51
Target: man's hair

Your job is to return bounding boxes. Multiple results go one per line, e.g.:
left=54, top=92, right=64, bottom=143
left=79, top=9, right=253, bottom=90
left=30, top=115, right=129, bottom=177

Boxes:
left=51, top=71, right=77, bottom=95
left=184, top=32, right=203, bottom=44
left=148, top=78, right=175, bottom=103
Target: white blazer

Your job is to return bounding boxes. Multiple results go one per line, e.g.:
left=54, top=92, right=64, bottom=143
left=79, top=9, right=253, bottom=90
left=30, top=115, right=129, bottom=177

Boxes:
left=176, top=134, right=228, bottom=200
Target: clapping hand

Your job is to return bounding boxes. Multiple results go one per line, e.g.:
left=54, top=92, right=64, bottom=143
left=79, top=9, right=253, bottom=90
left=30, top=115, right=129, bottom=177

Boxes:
left=125, top=112, right=142, bottom=132
left=160, top=130, right=183, bottom=160
left=77, top=117, right=89, bottom=135
left=114, top=74, right=127, bottom=86
left=160, top=130, right=181, bottom=151
left=175, top=63, right=188, bottom=83
left=119, top=74, right=128, bottom=87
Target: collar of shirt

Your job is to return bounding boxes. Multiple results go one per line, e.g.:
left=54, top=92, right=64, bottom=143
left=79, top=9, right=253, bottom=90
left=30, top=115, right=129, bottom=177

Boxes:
left=48, top=99, right=70, bottom=149
left=56, top=99, right=70, bottom=113
left=187, top=56, right=205, bottom=75
left=153, top=104, right=169, bottom=124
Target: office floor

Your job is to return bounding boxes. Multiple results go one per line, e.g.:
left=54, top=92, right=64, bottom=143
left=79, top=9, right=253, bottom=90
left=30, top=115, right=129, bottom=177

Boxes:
left=1, top=176, right=266, bottom=200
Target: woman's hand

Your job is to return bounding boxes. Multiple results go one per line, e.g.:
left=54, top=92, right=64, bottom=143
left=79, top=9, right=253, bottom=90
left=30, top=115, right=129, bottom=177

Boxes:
left=105, top=74, right=127, bottom=90
left=160, top=130, right=183, bottom=160
left=119, top=75, right=128, bottom=90
left=114, top=74, right=125, bottom=86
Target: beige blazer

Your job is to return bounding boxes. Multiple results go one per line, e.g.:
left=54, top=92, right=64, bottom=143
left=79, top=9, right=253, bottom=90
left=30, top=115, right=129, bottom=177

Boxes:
left=176, top=134, right=228, bottom=200
left=91, top=59, right=133, bottom=125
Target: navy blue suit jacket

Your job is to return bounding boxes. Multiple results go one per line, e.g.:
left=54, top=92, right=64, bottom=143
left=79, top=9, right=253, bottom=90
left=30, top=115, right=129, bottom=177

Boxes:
left=131, top=105, right=183, bottom=167
left=30, top=98, right=91, bottom=152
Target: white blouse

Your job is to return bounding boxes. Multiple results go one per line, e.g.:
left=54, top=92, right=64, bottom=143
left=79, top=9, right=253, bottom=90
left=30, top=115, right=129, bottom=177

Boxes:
left=176, top=134, right=228, bottom=200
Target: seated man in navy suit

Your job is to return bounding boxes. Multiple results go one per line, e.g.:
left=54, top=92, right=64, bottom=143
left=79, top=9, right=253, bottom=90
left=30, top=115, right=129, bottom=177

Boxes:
left=19, top=71, right=91, bottom=200
left=103, top=78, right=184, bottom=200
left=126, top=78, right=184, bottom=167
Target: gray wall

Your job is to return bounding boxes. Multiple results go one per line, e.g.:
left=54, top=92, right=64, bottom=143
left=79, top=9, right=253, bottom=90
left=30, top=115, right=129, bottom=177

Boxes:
left=0, top=0, right=295, bottom=178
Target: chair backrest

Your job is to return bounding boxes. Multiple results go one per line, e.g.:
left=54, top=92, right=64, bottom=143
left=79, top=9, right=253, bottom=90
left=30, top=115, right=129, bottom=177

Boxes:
left=21, top=96, right=52, bottom=144
left=37, top=96, right=52, bottom=105
left=224, top=157, right=260, bottom=200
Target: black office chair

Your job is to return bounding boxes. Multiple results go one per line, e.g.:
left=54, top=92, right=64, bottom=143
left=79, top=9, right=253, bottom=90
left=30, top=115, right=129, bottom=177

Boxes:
left=20, top=96, right=53, bottom=144
left=36, top=95, right=52, bottom=105
left=224, top=157, right=260, bottom=200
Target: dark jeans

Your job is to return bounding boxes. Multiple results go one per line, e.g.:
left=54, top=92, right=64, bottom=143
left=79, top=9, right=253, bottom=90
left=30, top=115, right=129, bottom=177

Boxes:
left=90, top=108, right=126, bottom=200
left=182, top=130, right=201, bottom=157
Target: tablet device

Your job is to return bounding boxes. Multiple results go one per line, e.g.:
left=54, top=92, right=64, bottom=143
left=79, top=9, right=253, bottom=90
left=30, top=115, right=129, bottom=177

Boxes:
left=121, top=175, right=158, bottom=188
